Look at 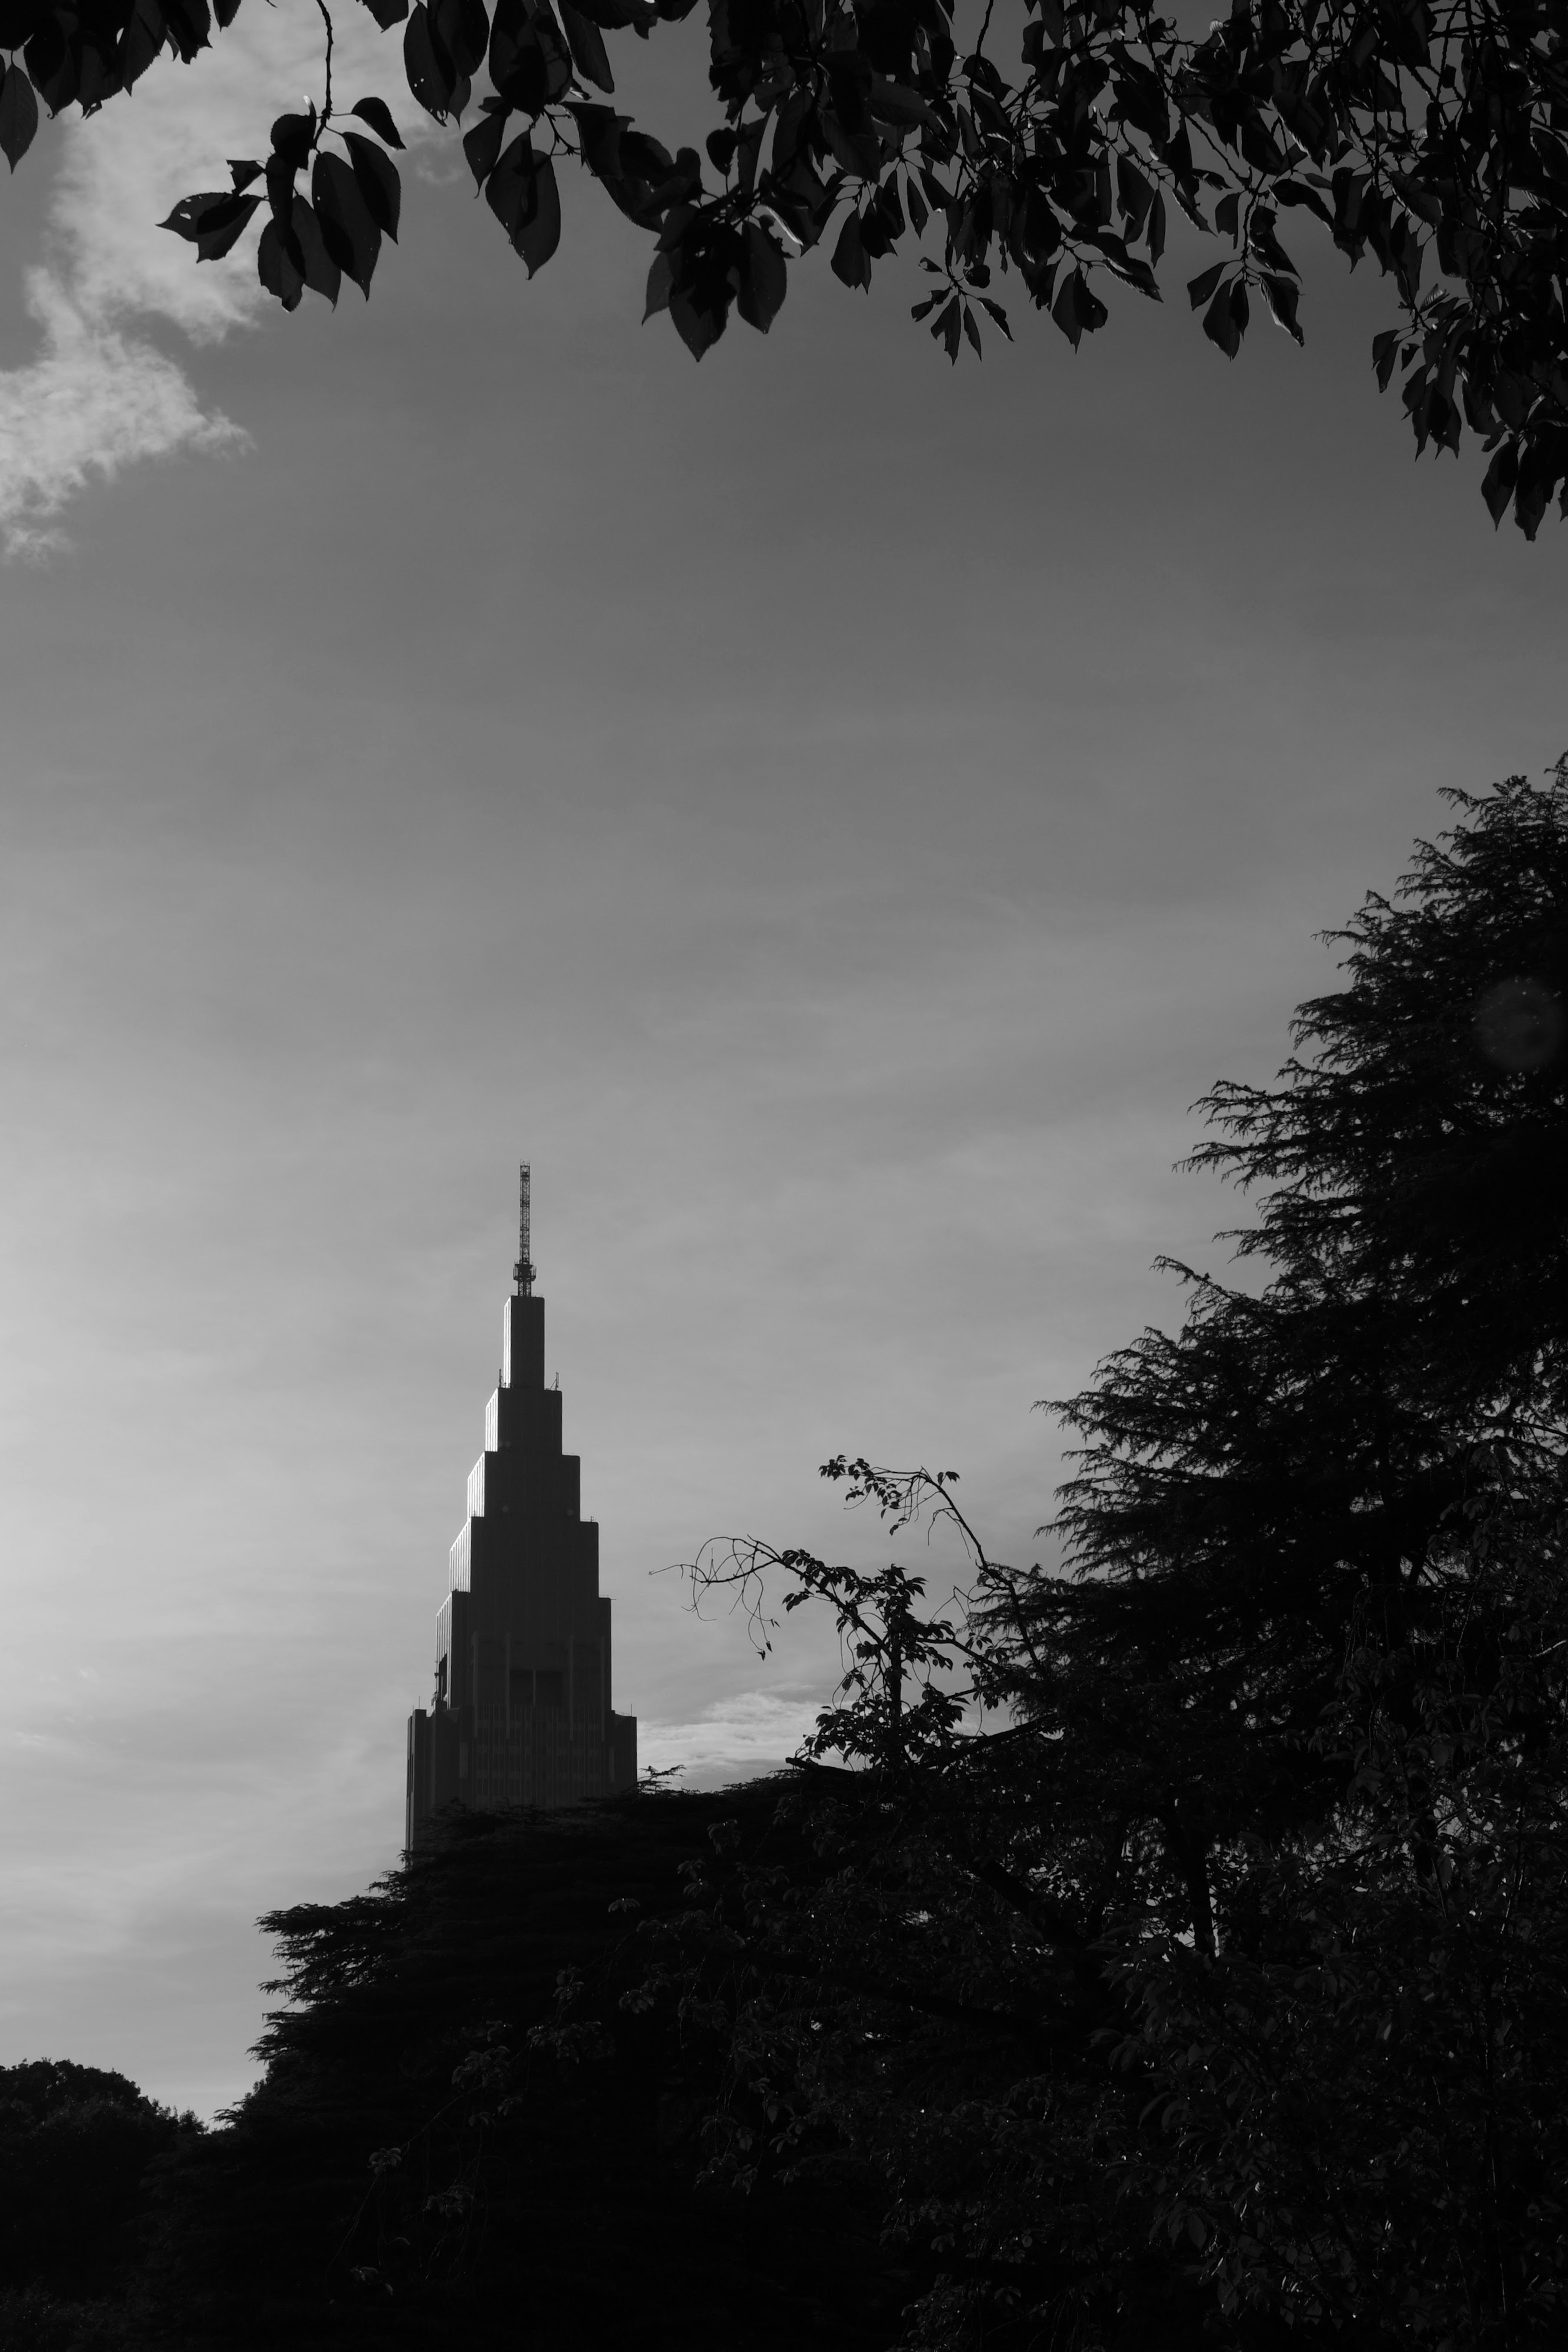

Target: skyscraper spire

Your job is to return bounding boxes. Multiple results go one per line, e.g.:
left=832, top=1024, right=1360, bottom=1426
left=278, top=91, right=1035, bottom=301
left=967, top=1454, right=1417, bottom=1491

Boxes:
left=513, top=1160, right=535, bottom=1297
left=405, top=1169, right=636, bottom=1844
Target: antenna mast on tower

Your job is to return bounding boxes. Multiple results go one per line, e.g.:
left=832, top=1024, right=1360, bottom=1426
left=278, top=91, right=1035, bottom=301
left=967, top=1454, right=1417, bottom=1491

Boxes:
left=513, top=1162, right=535, bottom=1296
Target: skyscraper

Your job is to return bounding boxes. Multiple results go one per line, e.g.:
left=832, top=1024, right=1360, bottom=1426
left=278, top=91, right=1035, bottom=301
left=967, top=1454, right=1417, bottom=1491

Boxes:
left=405, top=1170, right=637, bottom=1845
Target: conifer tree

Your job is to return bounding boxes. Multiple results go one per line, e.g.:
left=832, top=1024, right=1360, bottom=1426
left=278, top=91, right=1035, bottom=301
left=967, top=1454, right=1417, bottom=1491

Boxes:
left=666, top=757, right=1568, bottom=2349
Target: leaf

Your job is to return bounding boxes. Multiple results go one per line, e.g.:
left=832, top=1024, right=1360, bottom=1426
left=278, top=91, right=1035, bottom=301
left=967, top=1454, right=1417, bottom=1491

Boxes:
left=1261, top=271, right=1302, bottom=343
left=160, top=188, right=263, bottom=261
left=668, top=274, right=726, bottom=359
left=1201, top=276, right=1244, bottom=357
left=270, top=109, right=316, bottom=170
left=736, top=221, right=786, bottom=332
left=559, top=0, right=613, bottom=92
left=489, top=0, right=570, bottom=117
left=312, top=149, right=383, bottom=294
left=228, top=158, right=264, bottom=191
left=350, top=95, right=406, bottom=148
left=404, top=2, right=470, bottom=120
left=485, top=130, right=536, bottom=242
left=1389, top=171, right=1442, bottom=228
left=1146, top=190, right=1165, bottom=266
left=462, top=107, right=508, bottom=188
left=1187, top=261, right=1224, bottom=310
left=517, top=149, right=560, bottom=274
left=428, top=0, right=490, bottom=76
left=932, top=293, right=960, bottom=361
left=830, top=210, right=871, bottom=292
left=733, top=117, right=763, bottom=196
left=290, top=194, right=342, bottom=305
left=257, top=218, right=305, bottom=310
left=979, top=294, right=1011, bottom=341
left=1479, top=439, right=1518, bottom=529
left=0, top=60, right=38, bottom=170
left=1115, top=153, right=1152, bottom=236
left=961, top=302, right=982, bottom=358
left=1371, top=328, right=1401, bottom=392
left=344, top=130, right=402, bottom=236
left=642, top=248, right=672, bottom=319
left=485, top=134, right=559, bottom=274
left=1276, top=177, right=1333, bottom=229
left=359, top=0, right=412, bottom=24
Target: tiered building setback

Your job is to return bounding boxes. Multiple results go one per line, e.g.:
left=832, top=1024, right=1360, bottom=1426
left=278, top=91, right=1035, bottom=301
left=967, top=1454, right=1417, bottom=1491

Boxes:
left=405, top=1170, right=637, bottom=1846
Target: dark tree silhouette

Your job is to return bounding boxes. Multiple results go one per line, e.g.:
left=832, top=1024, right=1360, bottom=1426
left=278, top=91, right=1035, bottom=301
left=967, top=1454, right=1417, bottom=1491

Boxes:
left=124, top=1790, right=915, bottom=2349
left=0, top=2059, right=195, bottom=2349
left=1, top=1, right=1566, bottom=531
left=658, top=758, right=1568, bottom=2348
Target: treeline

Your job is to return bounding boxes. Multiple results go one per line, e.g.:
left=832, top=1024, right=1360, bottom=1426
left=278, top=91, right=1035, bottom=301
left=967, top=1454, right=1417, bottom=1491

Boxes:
left=10, top=763, right=1568, bottom=2350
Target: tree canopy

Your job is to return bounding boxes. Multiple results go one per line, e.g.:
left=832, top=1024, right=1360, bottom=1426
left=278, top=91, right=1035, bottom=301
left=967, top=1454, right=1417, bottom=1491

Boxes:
left=2, top=0, right=1566, bottom=534
left=654, top=758, right=1568, bottom=2347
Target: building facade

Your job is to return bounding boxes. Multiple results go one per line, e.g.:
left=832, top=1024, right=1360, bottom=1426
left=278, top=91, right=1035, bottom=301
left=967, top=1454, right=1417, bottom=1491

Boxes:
left=405, top=1266, right=637, bottom=1846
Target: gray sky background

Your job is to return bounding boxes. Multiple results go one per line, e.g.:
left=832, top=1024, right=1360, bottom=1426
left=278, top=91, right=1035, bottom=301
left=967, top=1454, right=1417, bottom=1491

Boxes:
left=0, top=3, right=1564, bottom=2119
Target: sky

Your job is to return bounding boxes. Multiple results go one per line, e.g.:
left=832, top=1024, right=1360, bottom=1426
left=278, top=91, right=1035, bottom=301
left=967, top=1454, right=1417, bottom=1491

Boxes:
left=0, top=2, right=1564, bottom=2121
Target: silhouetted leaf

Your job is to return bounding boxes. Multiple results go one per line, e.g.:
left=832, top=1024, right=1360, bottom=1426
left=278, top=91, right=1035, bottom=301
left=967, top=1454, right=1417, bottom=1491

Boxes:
left=736, top=220, right=786, bottom=331
left=160, top=187, right=262, bottom=261
left=270, top=109, right=316, bottom=170
left=643, top=247, right=672, bottom=318
left=313, top=149, right=383, bottom=293
left=485, top=134, right=559, bottom=273
left=1202, top=275, right=1242, bottom=355
left=1050, top=267, right=1105, bottom=348
left=1480, top=439, right=1519, bottom=528
left=257, top=217, right=305, bottom=309
left=428, top=0, right=490, bottom=74
left=489, top=0, right=570, bottom=116
left=0, top=61, right=38, bottom=172
left=485, top=128, right=537, bottom=241
left=1187, top=260, right=1224, bottom=309
left=344, top=131, right=401, bottom=236
left=463, top=106, right=508, bottom=187
left=350, top=95, right=406, bottom=148
left=290, top=194, right=342, bottom=304
left=1261, top=270, right=1302, bottom=343
left=1115, top=153, right=1152, bottom=235
left=516, top=149, right=559, bottom=274
left=668, top=276, right=725, bottom=357
left=559, top=0, right=613, bottom=92
left=830, top=210, right=871, bottom=291
left=404, top=2, right=470, bottom=120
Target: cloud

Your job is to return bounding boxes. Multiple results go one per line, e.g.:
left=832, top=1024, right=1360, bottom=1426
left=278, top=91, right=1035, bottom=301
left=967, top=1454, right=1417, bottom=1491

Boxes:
left=639, top=1690, right=827, bottom=1785
left=0, top=268, right=245, bottom=555
left=0, top=6, right=411, bottom=553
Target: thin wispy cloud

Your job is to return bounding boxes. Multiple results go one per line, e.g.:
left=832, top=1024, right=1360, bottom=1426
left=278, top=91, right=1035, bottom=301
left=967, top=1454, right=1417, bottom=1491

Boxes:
left=0, top=7, right=406, bottom=553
